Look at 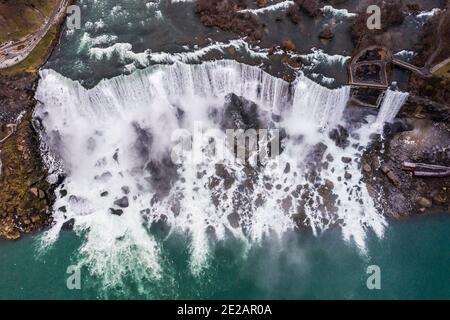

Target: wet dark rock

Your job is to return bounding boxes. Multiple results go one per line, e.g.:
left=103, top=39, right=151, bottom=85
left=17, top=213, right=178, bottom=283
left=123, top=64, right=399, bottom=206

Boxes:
left=431, top=191, right=448, bottom=205
left=341, top=157, right=352, bottom=164
left=58, top=206, right=67, bottom=213
left=145, top=156, right=178, bottom=196
left=94, top=171, right=112, bottom=182
left=326, top=154, right=334, bottom=162
left=221, top=93, right=262, bottom=130
left=383, top=119, right=412, bottom=138
left=209, top=176, right=220, bottom=189
left=281, top=196, right=292, bottom=213
left=215, top=164, right=235, bottom=189
left=286, top=4, right=301, bottom=24
left=329, top=125, right=350, bottom=149
left=196, top=0, right=263, bottom=41
left=132, top=122, right=153, bottom=163
left=59, top=189, right=68, bottom=198
left=150, top=215, right=170, bottom=237
left=319, top=24, right=335, bottom=40
left=114, top=196, right=129, bottom=208
left=324, top=179, right=334, bottom=190
left=255, top=193, right=265, bottom=207
left=100, top=191, right=109, bottom=197
left=61, top=218, right=75, bottom=231
left=113, top=149, right=119, bottom=162
left=307, top=142, right=328, bottom=164
left=294, top=0, right=320, bottom=17
left=109, top=208, right=124, bottom=216
left=121, top=186, right=130, bottom=195
left=227, top=212, right=240, bottom=228
left=284, top=163, right=291, bottom=174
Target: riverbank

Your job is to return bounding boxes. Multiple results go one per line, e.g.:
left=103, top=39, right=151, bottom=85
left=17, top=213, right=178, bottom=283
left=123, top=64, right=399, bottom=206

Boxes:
left=0, top=1, right=71, bottom=240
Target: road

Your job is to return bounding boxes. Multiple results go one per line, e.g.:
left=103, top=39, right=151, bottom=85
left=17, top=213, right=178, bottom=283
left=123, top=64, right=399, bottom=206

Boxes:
left=0, top=0, right=69, bottom=69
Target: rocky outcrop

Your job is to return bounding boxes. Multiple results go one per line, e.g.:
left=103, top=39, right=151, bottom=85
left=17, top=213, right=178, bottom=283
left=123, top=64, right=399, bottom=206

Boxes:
left=400, top=95, right=450, bottom=122
left=319, top=24, right=335, bottom=40
left=351, top=0, right=408, bottom=49
left=0, top=112, right=53, bottom=240
left=196, top=0, right=263, bottom=41
left=294, top=0, right=321, bottom=17
left=362, top=120, right=450, bottom=218
left=0, top=1, right=71, bottom=240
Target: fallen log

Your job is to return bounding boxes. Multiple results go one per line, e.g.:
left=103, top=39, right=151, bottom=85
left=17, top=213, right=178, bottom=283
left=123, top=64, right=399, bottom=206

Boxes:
left=402, top=161, right=450, bottom=178
left=413, top=171, right=450, bottom=178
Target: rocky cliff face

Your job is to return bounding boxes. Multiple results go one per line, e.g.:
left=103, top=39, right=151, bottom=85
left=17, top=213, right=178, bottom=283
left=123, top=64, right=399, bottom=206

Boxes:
left=0, top=0, right=70, bottom=240
left=0, top=111, right=53, bottom=240
left=361, top=120, right=450, bottom=219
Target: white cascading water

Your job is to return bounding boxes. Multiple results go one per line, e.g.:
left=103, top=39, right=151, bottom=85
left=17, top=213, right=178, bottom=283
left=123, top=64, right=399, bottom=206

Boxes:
left=372, top=90, right=410, bottom=132
left=34, top=60, right=407, bottom=288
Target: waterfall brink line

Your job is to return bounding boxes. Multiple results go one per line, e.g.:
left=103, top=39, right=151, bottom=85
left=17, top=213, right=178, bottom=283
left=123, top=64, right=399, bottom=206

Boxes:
left=33, top=59, right=406, bottom=288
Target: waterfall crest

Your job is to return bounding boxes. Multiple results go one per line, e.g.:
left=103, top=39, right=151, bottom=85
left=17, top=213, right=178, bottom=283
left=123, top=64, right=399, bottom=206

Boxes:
left=373, top=90, right=409, bottom=132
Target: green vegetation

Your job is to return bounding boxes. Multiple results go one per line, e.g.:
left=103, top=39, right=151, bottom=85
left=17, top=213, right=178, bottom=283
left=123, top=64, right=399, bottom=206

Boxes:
left=433, top=62, right=450, bottom=79
left=0, top=0, right=56, bottom=43
left=0, top=112, right=51, bottom=240
left=0, top=25, right=58, bottom=74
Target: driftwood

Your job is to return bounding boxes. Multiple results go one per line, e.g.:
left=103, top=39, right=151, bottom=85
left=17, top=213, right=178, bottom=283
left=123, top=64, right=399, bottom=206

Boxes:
left=402, top=162, right=450, bottom=178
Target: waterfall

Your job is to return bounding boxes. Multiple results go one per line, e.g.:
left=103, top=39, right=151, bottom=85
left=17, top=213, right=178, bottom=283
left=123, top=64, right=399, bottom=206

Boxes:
left=373, top=90, right=409, bottom=132
left=35, top=60, right=392, bottom=287
left=292, top=75, right=351, bottom=130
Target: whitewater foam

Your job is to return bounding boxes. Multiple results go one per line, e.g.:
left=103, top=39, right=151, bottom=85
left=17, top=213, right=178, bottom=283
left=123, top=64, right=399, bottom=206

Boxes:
left=34, top=60, right=407, bottom=288
left=239, top=1, right=295, bottom=14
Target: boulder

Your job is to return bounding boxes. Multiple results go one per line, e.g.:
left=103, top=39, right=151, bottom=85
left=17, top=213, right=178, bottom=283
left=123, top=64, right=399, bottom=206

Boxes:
left=295, top=0, right=320, bottom=17
left=281, top=39, right=296, bottom=52
left=114, top=196, right=129, bottom=208
left=363, top=163, right=372, bottom=173
left=416, top=197, right=432, bottom=208
left=319, top=24, right=335, bottom=40
left=61, top=218, right=75, bottom=231
left=341, top=157, right=352, bottom=164
left=109, top=208, right=124, bottom=216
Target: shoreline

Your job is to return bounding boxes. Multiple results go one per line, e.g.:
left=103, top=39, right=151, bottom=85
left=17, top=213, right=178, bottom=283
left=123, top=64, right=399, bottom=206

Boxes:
left=0, top=0, right=72, bottom=240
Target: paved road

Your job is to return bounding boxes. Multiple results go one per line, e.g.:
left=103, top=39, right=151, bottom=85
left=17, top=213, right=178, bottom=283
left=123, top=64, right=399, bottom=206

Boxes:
left=0, top=0, right=69, bottom=69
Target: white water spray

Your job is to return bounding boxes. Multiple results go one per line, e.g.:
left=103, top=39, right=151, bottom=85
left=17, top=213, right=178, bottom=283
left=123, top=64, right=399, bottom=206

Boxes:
left=34, top=60, right=407, bottom=287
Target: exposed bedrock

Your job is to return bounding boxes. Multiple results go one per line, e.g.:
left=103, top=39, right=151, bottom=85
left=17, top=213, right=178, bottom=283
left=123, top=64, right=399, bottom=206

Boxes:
left=362, top=120, right=450, bottom=219
left=196, top=0, right=264, bottom=41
